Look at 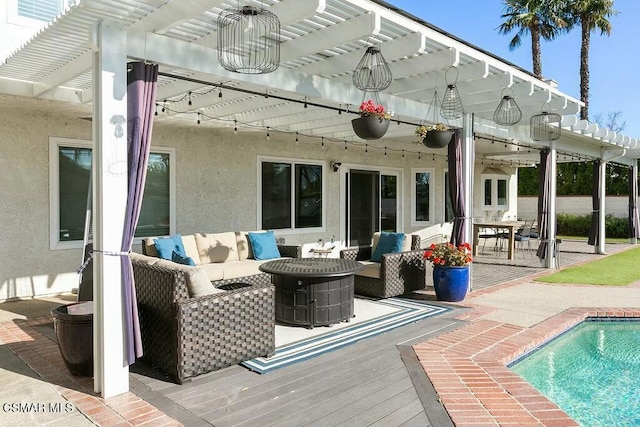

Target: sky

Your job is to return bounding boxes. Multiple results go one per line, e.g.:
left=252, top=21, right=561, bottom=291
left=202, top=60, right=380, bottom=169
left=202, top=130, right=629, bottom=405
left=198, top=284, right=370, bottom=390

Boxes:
left=389, top=0, right=640, bottom=139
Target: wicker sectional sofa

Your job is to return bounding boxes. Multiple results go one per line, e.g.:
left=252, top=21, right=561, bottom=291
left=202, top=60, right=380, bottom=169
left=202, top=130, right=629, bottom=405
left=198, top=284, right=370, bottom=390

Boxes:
left=340, top=233, right=427, bottom=298
left=132, top=231, right=301, bottom=382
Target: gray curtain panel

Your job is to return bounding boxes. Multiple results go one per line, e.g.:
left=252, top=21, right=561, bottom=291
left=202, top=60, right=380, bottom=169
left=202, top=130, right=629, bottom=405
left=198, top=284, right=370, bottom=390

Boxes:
left=587, top=160, right=601, bottom=246
left=122, top=62, right=158, bottom=364
left=536, top=149, right=550, bottom=261
left=447, top=129, right=466, bottom=246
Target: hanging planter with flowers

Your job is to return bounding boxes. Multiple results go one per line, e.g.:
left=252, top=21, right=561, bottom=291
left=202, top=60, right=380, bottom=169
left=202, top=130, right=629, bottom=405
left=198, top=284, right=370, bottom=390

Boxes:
left=352, top=99, right=391, bottom=140
left=415, top=89, right=454, bottom=148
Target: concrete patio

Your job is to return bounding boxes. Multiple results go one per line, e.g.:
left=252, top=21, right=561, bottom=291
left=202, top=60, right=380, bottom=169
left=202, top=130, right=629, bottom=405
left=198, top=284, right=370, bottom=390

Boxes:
left=0, top=240, right=638, bottom=426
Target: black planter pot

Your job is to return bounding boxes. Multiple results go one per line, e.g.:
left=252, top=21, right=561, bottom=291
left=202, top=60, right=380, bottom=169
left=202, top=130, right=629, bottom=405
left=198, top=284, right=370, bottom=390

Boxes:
left=422, top=130, right=454, bottom=148
left=51, top=302, right=93, bottom=377
left=351, top=116, right=390, bottom=140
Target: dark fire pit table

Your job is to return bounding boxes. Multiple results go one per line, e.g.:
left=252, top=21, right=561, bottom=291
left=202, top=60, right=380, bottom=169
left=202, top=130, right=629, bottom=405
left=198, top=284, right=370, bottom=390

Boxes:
left=259, top=258, right=364, bottom=328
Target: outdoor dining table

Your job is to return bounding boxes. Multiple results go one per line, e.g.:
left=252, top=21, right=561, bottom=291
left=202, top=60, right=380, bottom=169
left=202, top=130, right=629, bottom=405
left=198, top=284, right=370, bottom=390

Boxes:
left=472, top=221, right=524, bottom=260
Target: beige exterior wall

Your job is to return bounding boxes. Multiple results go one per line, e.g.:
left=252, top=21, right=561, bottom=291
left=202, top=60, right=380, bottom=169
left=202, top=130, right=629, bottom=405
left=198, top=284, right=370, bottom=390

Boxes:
left=2, top=98, right=468, bottom=299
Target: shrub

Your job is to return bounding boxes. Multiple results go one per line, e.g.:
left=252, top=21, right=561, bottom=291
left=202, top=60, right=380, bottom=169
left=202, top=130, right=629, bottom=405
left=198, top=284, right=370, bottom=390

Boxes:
left=555, top=213, right=628, bottom=238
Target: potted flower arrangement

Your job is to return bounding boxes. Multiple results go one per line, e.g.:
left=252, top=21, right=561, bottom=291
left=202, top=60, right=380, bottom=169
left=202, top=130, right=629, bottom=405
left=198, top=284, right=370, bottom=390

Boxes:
left=424, top=242, right=472, bottom=302
left=416, top=123, right=453, bottom=148
left=352, top=99, right=391, bottom=140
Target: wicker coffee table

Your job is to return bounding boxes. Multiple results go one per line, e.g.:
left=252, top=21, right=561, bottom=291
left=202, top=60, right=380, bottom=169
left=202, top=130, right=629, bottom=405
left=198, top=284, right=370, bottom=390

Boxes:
left=259, top=258, right=363, bottom=328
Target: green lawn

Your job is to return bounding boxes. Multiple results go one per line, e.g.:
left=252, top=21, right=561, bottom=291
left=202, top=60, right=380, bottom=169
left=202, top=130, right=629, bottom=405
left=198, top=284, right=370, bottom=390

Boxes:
left=537, top=246, right=640, bottom=286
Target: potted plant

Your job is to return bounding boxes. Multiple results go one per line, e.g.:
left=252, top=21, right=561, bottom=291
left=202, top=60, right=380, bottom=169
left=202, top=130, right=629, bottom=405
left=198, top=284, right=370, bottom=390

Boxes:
left=416, top=123, right=454, bottom=148
left=424, top=242, right=472, bottom=302
left=351, top=99, right=391, bottom=140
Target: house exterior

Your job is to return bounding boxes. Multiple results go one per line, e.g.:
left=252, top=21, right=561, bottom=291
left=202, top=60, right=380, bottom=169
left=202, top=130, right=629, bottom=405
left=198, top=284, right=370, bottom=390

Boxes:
left=1, top=0, right=638, bottom=397
left=1, top=0, right=637, bottom=301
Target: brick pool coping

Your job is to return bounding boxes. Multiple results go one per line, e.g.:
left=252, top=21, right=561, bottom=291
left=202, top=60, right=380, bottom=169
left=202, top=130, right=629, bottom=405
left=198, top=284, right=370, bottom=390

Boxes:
left=413, top=305, right=640, bottom=426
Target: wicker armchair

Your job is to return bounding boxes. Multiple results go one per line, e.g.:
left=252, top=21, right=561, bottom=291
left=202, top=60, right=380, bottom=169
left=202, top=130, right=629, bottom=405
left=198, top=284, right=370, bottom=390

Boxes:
left=340, top=234, right=427, bottom=298
left=131, top=256, right=275, bottom=383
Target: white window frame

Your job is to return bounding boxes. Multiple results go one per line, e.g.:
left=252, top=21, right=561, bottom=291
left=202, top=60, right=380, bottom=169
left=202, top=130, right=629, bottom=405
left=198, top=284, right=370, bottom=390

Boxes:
left=257, top=155, right=326, bottom=235
left=7, top=0, right=73, bottom=27
left=481, top=174, right=509, bottom=211
left=411, top=167, right=435, bottom=226
left=49, top=137, right=176, bottom=250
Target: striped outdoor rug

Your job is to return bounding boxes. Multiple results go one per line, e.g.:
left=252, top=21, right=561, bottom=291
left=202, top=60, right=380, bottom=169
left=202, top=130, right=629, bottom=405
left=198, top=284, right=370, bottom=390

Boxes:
left=241, top=297, right=450, bottom=374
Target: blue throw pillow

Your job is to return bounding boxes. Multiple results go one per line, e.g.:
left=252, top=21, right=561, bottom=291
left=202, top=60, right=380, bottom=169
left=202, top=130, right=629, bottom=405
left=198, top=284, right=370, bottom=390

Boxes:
left=153, top=234, right=186, bottom=260
left=248, top=231, right=281, bottom=260
left=171, top=250, right=196, bottom=266
left=371, top=232, right=405, bottom=262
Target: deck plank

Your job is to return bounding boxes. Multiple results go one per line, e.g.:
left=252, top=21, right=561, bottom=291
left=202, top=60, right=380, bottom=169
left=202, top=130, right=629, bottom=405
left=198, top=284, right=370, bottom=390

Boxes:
left=129, top=305, right=461, bottom=426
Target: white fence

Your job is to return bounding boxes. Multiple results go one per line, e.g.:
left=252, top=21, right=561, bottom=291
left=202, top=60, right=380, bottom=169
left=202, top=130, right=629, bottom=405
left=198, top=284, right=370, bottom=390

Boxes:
left=517, top=196, right=636, bottom=219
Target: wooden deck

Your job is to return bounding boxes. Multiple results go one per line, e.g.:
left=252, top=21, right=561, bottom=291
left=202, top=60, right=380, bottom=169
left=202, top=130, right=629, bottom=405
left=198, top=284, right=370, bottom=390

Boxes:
left=130, top=312, right=463, bottom=426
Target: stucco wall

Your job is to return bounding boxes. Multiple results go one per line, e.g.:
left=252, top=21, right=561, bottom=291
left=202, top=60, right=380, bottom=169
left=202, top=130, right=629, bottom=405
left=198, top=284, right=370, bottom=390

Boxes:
left=2, top=99, right=463, bottom=299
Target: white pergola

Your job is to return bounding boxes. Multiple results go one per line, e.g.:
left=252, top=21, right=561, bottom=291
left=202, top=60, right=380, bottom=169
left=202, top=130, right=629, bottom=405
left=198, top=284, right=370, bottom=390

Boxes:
left=1, top=0, right=638, bottom=397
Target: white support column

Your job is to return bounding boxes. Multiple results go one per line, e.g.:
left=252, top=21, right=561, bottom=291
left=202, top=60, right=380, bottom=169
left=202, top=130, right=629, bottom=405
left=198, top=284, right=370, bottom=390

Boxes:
left=91, top=19, right=129, bottom=398
left=632, top=164, right=639, bottom=245
left=546, top=141, right=557, bottom=268
left=462, top=113, right=474, bottom=289
left=597, top=157, right=607, bottom=254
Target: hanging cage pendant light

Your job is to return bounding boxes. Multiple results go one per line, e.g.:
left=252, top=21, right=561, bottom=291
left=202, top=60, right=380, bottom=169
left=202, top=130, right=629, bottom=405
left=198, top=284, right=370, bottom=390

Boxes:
left=493, top=87, right=522, bottom=126
left=217, top=5, right=280, bottom=74
left=440, top=66, right=464, bottom=120
left=530, top=103, right=561, bottom=141
left=352, top=46, right=392, bottom=92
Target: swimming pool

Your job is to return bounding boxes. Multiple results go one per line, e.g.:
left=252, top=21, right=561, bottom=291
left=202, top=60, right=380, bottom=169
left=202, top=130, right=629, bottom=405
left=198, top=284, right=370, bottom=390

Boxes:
left=511, top=320, right=640, bottom=426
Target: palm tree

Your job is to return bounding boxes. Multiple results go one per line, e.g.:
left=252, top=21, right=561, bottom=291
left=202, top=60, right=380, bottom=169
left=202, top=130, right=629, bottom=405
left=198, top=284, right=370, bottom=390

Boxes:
left=561, top=0, right=616, bottom=120
left=498, top=0, right=568, bottom=78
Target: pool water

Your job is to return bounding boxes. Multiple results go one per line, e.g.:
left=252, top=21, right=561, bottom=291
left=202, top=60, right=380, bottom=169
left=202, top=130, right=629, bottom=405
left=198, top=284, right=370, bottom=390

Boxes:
left=511, top=321, right=640, bottom=427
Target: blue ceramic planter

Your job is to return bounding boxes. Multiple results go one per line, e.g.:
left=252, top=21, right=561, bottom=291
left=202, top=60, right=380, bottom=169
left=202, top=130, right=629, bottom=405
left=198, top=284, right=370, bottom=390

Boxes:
left=432, top=265, right=469, bottom=302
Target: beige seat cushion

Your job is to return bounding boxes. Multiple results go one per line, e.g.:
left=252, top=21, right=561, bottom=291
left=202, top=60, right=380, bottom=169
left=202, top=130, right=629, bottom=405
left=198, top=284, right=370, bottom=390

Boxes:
left=235, top=230, right=268, bottom=260
left=356, top=261, right=381, bottom=279
left=181, top=234, right=200, bottom=264
left=197, top=263, right=227, bottom=282
left=195, top=232, right=240, bottom=264
left=371, top=232, right=412, bottom=255
left=155, top=259, right=224, bottom=297
left=141, top=235, right=200, bottom=264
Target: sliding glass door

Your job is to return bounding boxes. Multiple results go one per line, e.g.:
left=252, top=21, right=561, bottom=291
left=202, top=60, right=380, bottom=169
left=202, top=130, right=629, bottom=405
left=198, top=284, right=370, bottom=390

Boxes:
left=346, top=169, right=398, bottom=246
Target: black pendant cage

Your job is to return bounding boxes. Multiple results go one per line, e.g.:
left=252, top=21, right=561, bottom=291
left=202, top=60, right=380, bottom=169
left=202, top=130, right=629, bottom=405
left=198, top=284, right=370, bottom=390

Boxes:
left=352, top=47, right=392, bottom=92
left=530, top=109, right=561, bottom=141
left=440, top=66, right=463, bottom=120
left=217, top=5, right=280, bottom=74
left=493, top=88, right=522, bottom=126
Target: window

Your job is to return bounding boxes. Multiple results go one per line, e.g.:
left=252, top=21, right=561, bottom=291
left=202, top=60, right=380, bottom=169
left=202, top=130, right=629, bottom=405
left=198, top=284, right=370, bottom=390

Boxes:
left=259, top=158, right=324, bottom=232
left=7, top=0, right=77, bottom=27
left=50, top=137, right=175, bottom=249
left=481, top=173, right=509, bottom=210
left=412, top=169, right=434, bottom=225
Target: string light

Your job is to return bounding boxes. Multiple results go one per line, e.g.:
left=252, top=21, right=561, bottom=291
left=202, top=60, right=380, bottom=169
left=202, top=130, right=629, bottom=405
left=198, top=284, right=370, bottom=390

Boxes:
left=218, top=88, right=223, bottom=98
left=384, top=147, right=387, bottom=156
left=344, top=140, right=347, bottom=150
left=234, top=119, right=237, bottom=135
left=303, top=97, right=308, bottom=108
left=321, top=137, right=325, bottom=148
left=402, top=149, right=405, bottom=158
left=418, top=152, right=421, bottom=160
left=188, top=92, right=192, bottom=106
left=295, top=132, right=299, bottom=144
left=161, top=101, right=166, bottom=113
left=197, top=111, right=201, bottom=124
left=338, top=105, right=342, bottom=115
left=365, top=144, right=368, bottom=154
left=266, top=126, right=270, bottom=140
left=154, top=104, right=158, bottom=116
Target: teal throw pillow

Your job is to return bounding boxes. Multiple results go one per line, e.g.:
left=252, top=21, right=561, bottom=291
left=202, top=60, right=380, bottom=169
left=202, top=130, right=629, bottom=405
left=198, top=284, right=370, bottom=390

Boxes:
left=248, top=231, right=281, bottom=260
left=172, top=250, right=196, bottom=266
left=371, top=232, right=405, bottom=262
left=153, top=234, right=186, bottom=260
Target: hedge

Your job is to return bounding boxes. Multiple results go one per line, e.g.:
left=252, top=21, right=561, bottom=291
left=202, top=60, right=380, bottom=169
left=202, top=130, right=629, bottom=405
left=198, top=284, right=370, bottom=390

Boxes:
left=556, top=213, right=629, bottom=238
